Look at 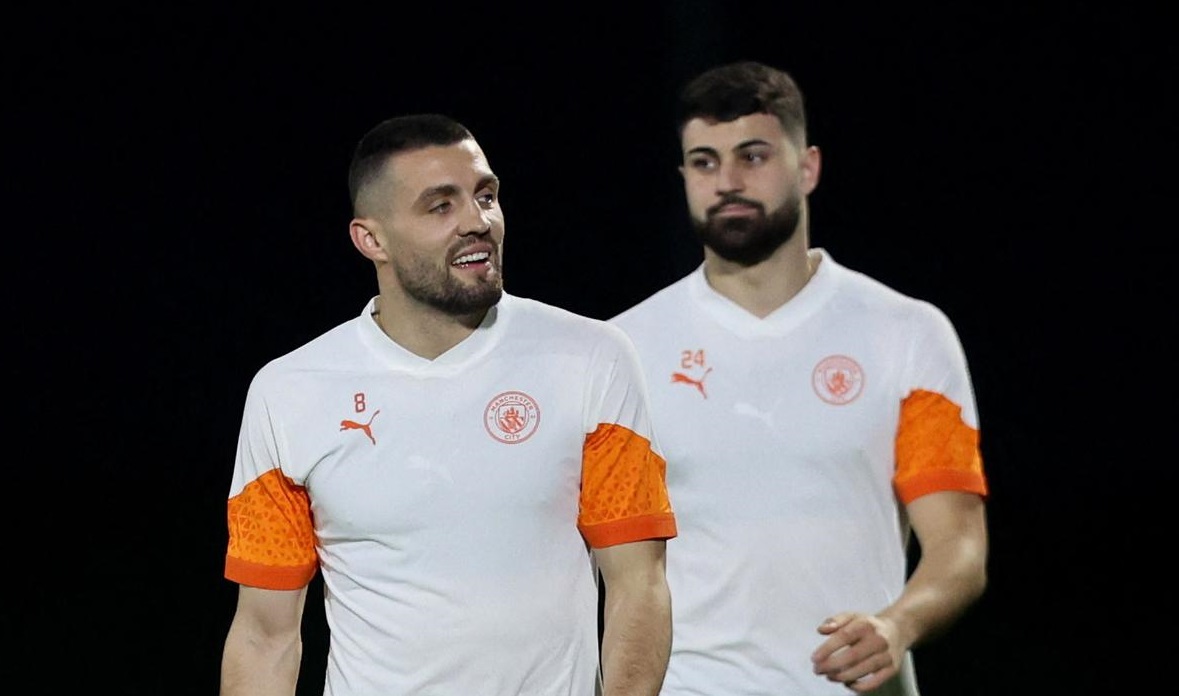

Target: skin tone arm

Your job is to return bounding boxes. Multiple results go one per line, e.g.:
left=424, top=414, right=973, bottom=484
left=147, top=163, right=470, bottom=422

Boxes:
left=595, top=539, right=673, bottom=696
left=811, top=490, right=988, bottom=693
left=220, top=586, right=307, bottom=696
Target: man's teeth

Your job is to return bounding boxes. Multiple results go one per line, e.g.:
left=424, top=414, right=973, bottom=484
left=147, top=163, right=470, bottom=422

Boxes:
left=453, top=252, right=490, bottom=265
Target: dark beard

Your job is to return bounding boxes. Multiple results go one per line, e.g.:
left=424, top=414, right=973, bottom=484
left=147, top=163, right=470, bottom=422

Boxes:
left=691, top=191, right=803, bottom=266
left=396, top=256, right=503, bottom=316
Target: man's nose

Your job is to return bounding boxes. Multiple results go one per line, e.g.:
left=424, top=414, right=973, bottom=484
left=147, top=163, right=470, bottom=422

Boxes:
left=715, top=159, right=744, bottom=193
left=461, top=198, right=493, bottom=235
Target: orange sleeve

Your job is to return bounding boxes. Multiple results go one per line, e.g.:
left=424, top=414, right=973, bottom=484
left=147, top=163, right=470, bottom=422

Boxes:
left=578, top=423, right=677, bottom=548
left=224, top=469, right=319, bottom=590
left=894, top=389, right=989, bottom=504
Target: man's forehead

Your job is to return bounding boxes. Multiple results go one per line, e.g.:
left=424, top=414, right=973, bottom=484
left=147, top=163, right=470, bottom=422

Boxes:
left=682, top=113, right=786, bottom=152
left=387, top=140, right=494, bottom=192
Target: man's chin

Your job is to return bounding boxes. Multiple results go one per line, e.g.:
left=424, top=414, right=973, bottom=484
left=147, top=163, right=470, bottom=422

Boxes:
left=699, top=226, right=759, bottom=253
left=702, top=228, right=783, bottom=266
left=454, top=287, right=503, bottom=315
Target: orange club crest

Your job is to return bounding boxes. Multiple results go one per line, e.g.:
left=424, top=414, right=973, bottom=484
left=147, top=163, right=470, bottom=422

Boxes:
left=484, top=391, right=541, bottom=444
left=812, top=355, right=864, bottom=405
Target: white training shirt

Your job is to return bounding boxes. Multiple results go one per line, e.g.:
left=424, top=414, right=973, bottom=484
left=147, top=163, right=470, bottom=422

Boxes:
left=610, top=249, right=987, bottom=696
left=225, top=292, right=676, bottom=696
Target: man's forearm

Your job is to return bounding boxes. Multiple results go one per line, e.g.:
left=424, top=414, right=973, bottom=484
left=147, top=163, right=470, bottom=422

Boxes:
left=883, top=533, right=988, bottom=649
left=600, top=581, right=672, bottom=696
left=885, top=492, right=989, bottom=649
left=220, top=625, right=301, bottom=696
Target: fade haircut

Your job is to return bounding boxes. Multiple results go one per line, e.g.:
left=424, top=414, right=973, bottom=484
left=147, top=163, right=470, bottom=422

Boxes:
left=675, top=61, right=808, bottom=147
left=347, top=113, right=474, bottom=214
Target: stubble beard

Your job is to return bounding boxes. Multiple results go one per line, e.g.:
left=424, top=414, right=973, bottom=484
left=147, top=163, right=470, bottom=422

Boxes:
left=395, top=254, right=503, bottom=316
left=691, top=189, right=804, bottom=266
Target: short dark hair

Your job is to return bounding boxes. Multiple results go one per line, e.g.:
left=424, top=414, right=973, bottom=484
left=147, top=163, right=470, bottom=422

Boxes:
left=347, top=113, right=474, bottom=212
left=675, top=61, right=808, bottom=147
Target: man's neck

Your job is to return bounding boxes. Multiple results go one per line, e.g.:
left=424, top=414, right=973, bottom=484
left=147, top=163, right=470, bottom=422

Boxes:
left=702, top=236, right=817, bottom=319
left=371, top=293, right=488, bottom=360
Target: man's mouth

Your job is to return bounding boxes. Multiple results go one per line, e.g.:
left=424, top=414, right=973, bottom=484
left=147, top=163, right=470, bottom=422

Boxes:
left=452, top=251, right=491, bottom=267
left=714, top=204, right=757, bottom=215
left=710, top=199, right=763, bottom=218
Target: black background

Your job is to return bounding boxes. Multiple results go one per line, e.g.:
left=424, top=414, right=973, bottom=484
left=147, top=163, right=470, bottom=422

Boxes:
left=6, top=3, right=1174, bottom=694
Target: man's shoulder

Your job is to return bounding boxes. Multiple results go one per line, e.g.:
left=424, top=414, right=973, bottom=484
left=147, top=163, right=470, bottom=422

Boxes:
left=505, top=292, right=605, bottom=329
left=823, top=257, right=963, bottom=342
left=251, top=312, right=363, bottom=383
left=503, top=293, right=630, bottom=346
left=608, top=271, right=697, bottom=327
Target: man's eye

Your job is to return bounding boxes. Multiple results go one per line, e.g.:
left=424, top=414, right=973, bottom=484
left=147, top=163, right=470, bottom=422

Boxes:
left=430, top=201, right=453, bottom=214
left=477, top=192, right=497, bottom=207
left=744, top=152, right=767, bottom=163
left=689, top=158, right=716, bottom=170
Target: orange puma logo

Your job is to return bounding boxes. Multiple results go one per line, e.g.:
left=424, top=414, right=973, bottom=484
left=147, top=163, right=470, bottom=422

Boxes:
left=340, top=410, right=381, bottom=445
left=671, top=368, right=712, bottom=399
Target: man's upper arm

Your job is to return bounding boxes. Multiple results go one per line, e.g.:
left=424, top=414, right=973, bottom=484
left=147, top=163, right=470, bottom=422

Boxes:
left=595, top=539, right=668, bottom=589
left=221, top=586, right=307, bottom=696
left=907, top=490, right=988, bottom=555
left=230, top=585, right=308, bottom=639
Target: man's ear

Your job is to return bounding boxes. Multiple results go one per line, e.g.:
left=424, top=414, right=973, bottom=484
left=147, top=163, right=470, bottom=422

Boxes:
left=349, top=219, right=386, bottom=261
left=800, top=145, right=821, bottom=195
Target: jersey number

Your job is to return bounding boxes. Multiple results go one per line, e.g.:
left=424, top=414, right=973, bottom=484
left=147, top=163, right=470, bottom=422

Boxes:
left=680, top=349, right=706, bottom=369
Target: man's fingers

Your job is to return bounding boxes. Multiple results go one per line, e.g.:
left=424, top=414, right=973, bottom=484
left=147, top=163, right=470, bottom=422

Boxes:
left=816, top=612, right=854, bottom=635
left=831, top=652, right=897, bottom=692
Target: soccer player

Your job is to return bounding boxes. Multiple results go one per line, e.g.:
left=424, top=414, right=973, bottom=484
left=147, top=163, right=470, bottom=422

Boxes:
left=610, top=61, right=989, bottom=695
left=220, top=113, right=677, bottom=696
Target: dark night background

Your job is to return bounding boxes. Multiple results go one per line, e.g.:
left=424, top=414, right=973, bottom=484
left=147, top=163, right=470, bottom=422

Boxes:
left=6, top=3, right=1173, bottom=694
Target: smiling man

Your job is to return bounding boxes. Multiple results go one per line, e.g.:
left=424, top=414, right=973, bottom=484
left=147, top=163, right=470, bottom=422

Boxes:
left=219, top=113, right=677, bottom=696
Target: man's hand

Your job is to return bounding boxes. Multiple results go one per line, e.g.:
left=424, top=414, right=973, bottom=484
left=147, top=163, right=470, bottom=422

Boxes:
left=810, top=612, right=904, bottom=693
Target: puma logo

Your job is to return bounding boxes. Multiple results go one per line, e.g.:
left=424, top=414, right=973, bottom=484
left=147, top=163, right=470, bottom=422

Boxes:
left=340, top=410, right=381, bottom=445
left=671, top=368, right=712, bottom=399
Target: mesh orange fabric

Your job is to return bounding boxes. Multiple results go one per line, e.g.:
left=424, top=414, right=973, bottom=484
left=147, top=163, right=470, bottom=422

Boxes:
left=894, top=389, right=988, bottom=504
left=578, top=423, right=677, bottom=548
left=225, top=469, right=318, bottom=589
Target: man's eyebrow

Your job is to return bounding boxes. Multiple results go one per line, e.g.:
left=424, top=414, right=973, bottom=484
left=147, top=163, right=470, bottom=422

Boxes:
left=417, top=183, right=460, bottom=205
left=416, top=175, right=500, bottom=204
left=686, top=139, right=772, bottom=158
